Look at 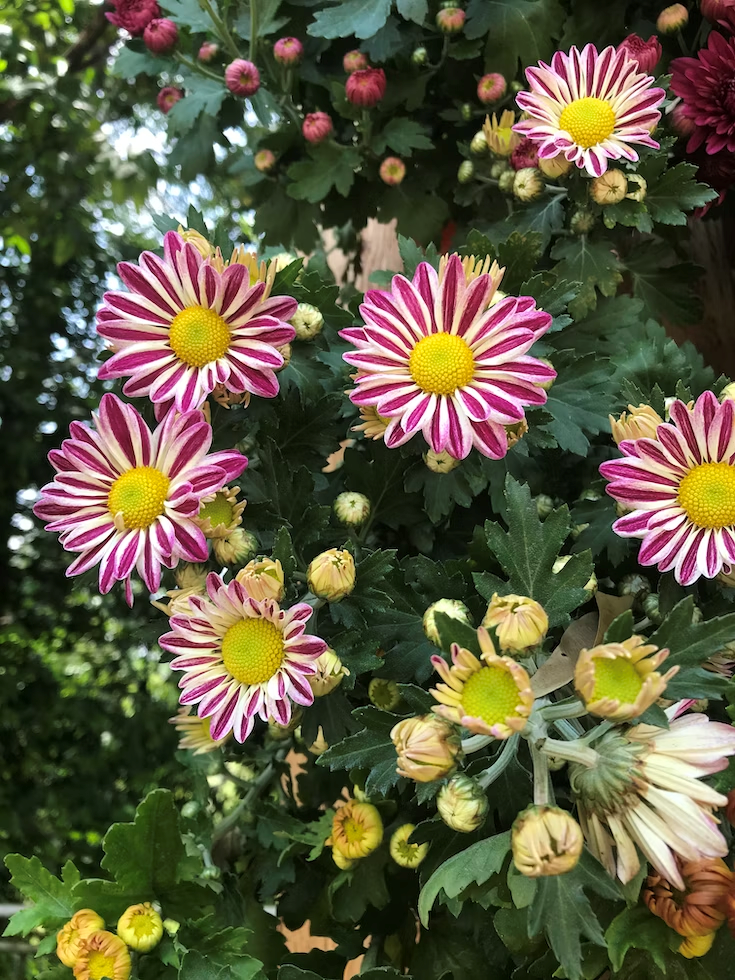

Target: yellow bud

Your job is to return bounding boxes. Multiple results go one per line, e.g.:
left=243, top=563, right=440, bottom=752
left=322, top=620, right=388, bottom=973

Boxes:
left=422, top=598, right=472, bottom=646
left=267, top=708, right=303, bottom=740
left=56, top=910, right=105, bottom=967
left=679, top=932, right=716, bottom=958
left=609, top=403, right=664, bottom=445
left=512, top=805, right=583, bottom=877
left=176, top=226, right=214, bottom=258
left=275, top=342, right=291, bottom=371
left=73, top=930, right=131, bottom=980
left=308, top=649, right=349, bottom=697
left=271, top=251, right=297, bottom=272
left=657, top=3, right=688, bottom=32
left=513, top=167, right=544, bottom=202
left=331, top=799, right=384, bottom=859
left=424, top=449, right=462, bottom=473
left=389, top=823, right=429, bottom=868
left=332, top=846, right=357, bottom=870
left=436, top=774, right=488, bottom=832
left=391, top=714, right=461, bottom=782
left=235, top=557, right=285, bottom=602
left=481, top=593, right=548, bottom=653
left=538, top=154, right=573, bottom=179
left=589, top=168, right=628, bottom=205
left=291, top=302, right=324, bottom=340
left=213, top=528, right=259, bottom=566
left=307, top=548, right=356, bottom=601
left=116, top=903, right=164, bottom=952
left=162, top=919, right=180, bottom=936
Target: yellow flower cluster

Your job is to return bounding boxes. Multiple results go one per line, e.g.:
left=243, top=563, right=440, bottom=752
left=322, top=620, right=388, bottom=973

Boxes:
left=57, top=903, right=164, bottom=979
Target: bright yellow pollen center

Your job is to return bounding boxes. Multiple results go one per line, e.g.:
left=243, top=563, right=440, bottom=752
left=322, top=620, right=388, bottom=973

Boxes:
left=130, top=914, right=156, bottom=938
left=678, top=462, right=735, bottom=529
left=461, top=666, right=520, bottom=726
left=198, top=493, right=234, bottom=528
left=558, top=97, right=616, bottom=148
left=169, top=305, right=231, bottom=368
left=87, top=951, right=116, bottom=980
left=107, top=466, right=170, bottom=530
left=409, top=332, right=475, bottom=395
left=591, top=657, right=643, bottom=704
left=221, top=618, right=284, bottom=685
left=342, top=817, right=367, bottom=843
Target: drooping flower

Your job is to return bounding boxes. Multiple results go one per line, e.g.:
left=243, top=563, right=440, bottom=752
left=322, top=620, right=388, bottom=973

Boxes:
left=106, top=0, right=159, bottom=35
left=600, top=391, right=735, bottom=586
left=57, top=911, right=105, bottom=967
left=116, top=904, right=163, bottom=952
left=96, top=231, right=296, bottom=413
left=161, top=571, right=327, bottom=741
left=484, top=110, right=522, bottom=157
left=618, top=33, right=662, bottom=74
left=225, top=59, right=260, bottom=96
left=33, top=394, right=246, bottom=603
left=430, top=628, right=534, bottom=738
left=73, top=931, right=131, bottom=980
left=273, top=36, right=303, bottom=66
left=481, top=593, right=549, bottom=653
left=574, top=635, right=678, bottom=721
left=156, top=86, right=183, bottom=113
left=671, top=32, right=735, bottom=155
left=571, top=706, right=735, bottom=888
left=331, top=800, right=384, bottom=859
left=390, top=824, right=429, bottom=867
left=477, top=73, right=507, bottom=104
left=143, top=18, right=178, bottom=54
left=391, top=714, right=461, bottom=782
left=341, top=256, right=554, bottom=460
left=644, top=857, right=733, bottom=936
left=679, top=932, right=717, bottom=958
left=512, top=805, right=584, bottom=877
left=345, top=67, right=386, bottom=107
left=169, top=706, right=232, bottom=754
left=515, top=43, right=665, bottom=176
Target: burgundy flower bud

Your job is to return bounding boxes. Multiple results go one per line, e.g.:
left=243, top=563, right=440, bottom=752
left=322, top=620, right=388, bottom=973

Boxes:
left=379, top=157, right=406, bottom=185
left=436, top=6, right=466, bottom=33
left=302, top=111, right=333, bottom=143
left=345, top=67, right=386, bottom=107
left=273, top=36, right=304, bottom=66
left=477, top=72, right=507, bottom=104
left=198, top=41, right=219, bottom=62
left=343, top=49, right=368, bottom=73
left=510, top=136, right=539, bottom=171
left=143, top=18, right=178, bottom=54
left=157, top=86, right=183, bottom=114
left=106, top=0, right=160, bottom=36
left=225, top=59, right=261, bottom=96
left=618, top=33, right=662, bottom=74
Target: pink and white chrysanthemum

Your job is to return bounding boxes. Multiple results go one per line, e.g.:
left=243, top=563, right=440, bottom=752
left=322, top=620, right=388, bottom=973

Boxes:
left=96, top=232, right=297, bottom=413
left=600, top=391, right=735, bottom=586
left=160, top=572, right=327, bottom=742
left=340, top=256, right=555, bottom=460
left=33, top=394, right=246, bottom=604
left=514, top=43, right=665, bottom=177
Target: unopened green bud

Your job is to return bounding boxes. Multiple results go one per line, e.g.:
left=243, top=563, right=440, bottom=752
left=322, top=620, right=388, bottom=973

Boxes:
left=642, top=593, right=662, bottom=624
left=490, top=160, right=510, bottom=179
left=513, top=167, right=544, bottom=202
left=437, top=774, right=488, bottom=832
left=460, top=103, right=473, bottom=122
left=457, top=160, right=474, bottom=183
left=470, top=131, right=489, bottom=156
left=570, top=208, right=595, bottom=235
left=369, top=677, right=401, bottom=711
left=498, top=169, right=516, bottom=194
left=536, top=495, right=555, bottom=520
left=411, top=46, right=429, bottom=66
left=333, top=491, right=371, bottom=526
left=291, top=302, right=324, bottom=340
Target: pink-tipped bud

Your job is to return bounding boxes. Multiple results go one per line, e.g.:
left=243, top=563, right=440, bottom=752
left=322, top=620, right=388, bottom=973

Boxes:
left=273, top=36, right=304, bottom=66
left=477, top=72, right=507, bottom=104
left=379, top=157, right=406, bottom=185
left=302, top=111, right=333, bottom=143
left=618, top=33, right=662, bottom=73
left=510, top=137, right=539, bottom=171
left=671, top=102, right=696, bottom=137
left=106, top=0, right=160, bottom=37
left=254, top=149, right=276, bottom=172
left=436, top=6, right=466, bottom=33
left=343, top=49, right=368, bottom=73
left=198, top=41, right=219, bottom=62
left=225, top=59, right=261, bottom=96
left=143, top=17, right=178, bottom=54
left=157, top=86, right=183, bottom=114
left=345, top=67, right=386, bottom=107
left=656, top=3, right=689, bottom=32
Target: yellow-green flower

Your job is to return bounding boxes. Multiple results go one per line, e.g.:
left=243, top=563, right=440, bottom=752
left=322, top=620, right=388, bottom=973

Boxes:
left=679, top=932, right=716, bottom=958
left=389, top=823, right=429, bottom=868
left=483, top=109, right=521, bottom=156
left=235, top=556, right=285, bottom=602
left=169, top=706, right=232, bottom=754
left=369, top=677, right=401, bottom=711
left=116, top=903, right=164, bottom=952
left=390, top=714, right=461, bottom=783
left=331, top=799, right=383, bottom=860
left=430, top=628, right=534, bottom=738
left=56, top=910, right=105, bottom=967
left=307, top=549, right=356, bottom=602
left=512, top=805, right=584, bottom=877
left=574, top=635, right=677, bottom=721
left=481, top=593, right=548, bottom=653
left=73, top=931, right=131, bottom=980
left=332, top=846, right=357, bottom=870
left=195, top=485, right=246, bottom=539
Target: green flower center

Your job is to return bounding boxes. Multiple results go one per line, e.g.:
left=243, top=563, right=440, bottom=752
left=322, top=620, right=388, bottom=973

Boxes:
left=199, top=492, right=235, bottom=528
left=169, top=305, right=231, bottom=368
left=107, top=466, right=170, bottom=530
left=409, top=332, right=475, bottom=395
left=461, top=666, right=520, bottom=726
left=558, top=96, right=616, bottom=148
left=221, top=618, right=284, bottom=685
left=678, top=461, right=735, bottom=529
left=591, top=656, right=643, bottom=705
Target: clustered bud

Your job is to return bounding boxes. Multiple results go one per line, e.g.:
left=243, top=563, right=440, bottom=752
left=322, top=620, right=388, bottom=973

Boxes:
left=273, top=36, right=303, bottom=66
left=512, top=806, right=584, bottom=877
left=302, top=111, right=333, bottom=144
left=470, top=131, right=489, bottom=156
left=391, top=714, right=461, bottom=782
left=143, top=18, right=178, bottom=54
left=333, top=491, right=371, bottom=526
left=379, top=156, right=406, bottom=185
left=436, top=774, right=488, bottom=832
left=225, top=59, right=261, bottom=96
left=477, top=72, right=507, bottom=104
left=291, top=302, right=324, bottom=339
left=590, top=168, right=628, bottom=205
left=412, top=46, right=429, bottom=66
left=213, top=527, right=258, bottom=565
left=345, top=67, right=386, bottom=107
left=307, top=548, right=356, bottom=601
left=436, top=5, right=466, bottom=33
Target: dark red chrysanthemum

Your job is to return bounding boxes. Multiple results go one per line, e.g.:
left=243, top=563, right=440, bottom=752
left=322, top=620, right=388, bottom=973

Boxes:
left=671, top=31, right=735, bottom=154
left=106, top=0, right=160, bottom=35
left=510, top=137, right=540, bottom=171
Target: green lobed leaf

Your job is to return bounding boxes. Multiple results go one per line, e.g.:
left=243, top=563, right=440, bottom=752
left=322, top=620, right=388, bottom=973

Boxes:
left=550, top=237, right=623, bottom=319
left=111, top=45, right=173, bottom=78
left=605, top=906, right=680, bottom=972
left=396, top=0, right=428, bottom=22
left=625, top=241, right=702, bottom=327
left=417, top=832, right=511, bottom=925
left=287, top=143, right=362, bottom=203
left=372, top=118, right=434, bottom=157
left=307, top=0, right=391, bottom=38
left=316, top=705, right=400, bottom=796
left=542, top=351, right=614, bottom=455
left=650, top=597, right=735, bottom=670
left=167, top=78, right=228, bottom=135
left=465, top=0, right=565, bottom=78
left=639, top=158, right=718, bottom=225
left=160, top=0, right=213, bottom=29
left=3, top=856, right=78, bottom=935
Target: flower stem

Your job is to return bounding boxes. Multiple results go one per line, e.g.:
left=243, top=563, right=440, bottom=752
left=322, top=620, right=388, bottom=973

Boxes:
left=199, top=0, right=241, bottom=61
left=249, top=0, right=258, bottom=62
left=540, top=699, right=588, bottom=723
left=461, top=733, right=494, bottom=753
left=530, top=741, right=551, bottom=805
left=538, top=737, right=599, bottom=768
left=478, top=733, right=519, bottom=788
left=174, top=51, right=224, bottom=83
left=212, top=760, right=276, bottom=844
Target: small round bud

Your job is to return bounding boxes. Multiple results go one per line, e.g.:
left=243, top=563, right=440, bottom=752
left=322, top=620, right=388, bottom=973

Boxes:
left=343, top=49, right=368, bottom=73
left=470, top=131, right=490, bottom=156
left=626, top=173, right=647, bottom=202
left=345, top=67, right=386, bottom=107
left=157, top=86, right=183, bottom=114
left=570, top=208, right=596, bottom=235
left=477, top=72, right=507, bottom=104
left=307, top=548, right=356, bottom=601
left=235, top=556, right=285, bottom=601
left=390, top=824, right=429, bottom=868
left=460, top=102, right=473, bottom=121
left=436, top=774, right=488, bottom=832
left=498, top=168, right=516, bottom=193
left=657, top=3, right=689, bottom=32
left=143, top=18, right=178, bottom=54
left=117, top=903, right=164, bottom=952
left=618, top=573, right=651, bottom=601
left=380, top=156, right=406, bottom=185
left=536, top=495, right=555, bottom=520
left=302, top=111, right=333, bottom=144
left=332, top=800, right=384, bottom=859
left=291, top=302, right=324, bottom=339
left=334, top=491, right=371, bottom=526
left=642, top=593, right=662, bottom=624
left=213, top=528, right=258, bottom=566
left=512, top=805, right=583, bottom=877
left=254, top=149, right=276, bottom=172
left=457, top=160, right=474, bottom=184
left=424, top=448, right=462, bottom=473
left=482, top=593, right=548, bottom=653
left=513, top=167, right=544, bottom=202
left=198, top=41, right=218, bottom=62
left=369, top=677, right=401, bottom=711
left=538, top=154, right=573, bottom=178
left=412, top=46, right=429, bottom=66
left=422, top=598, right=472, bottom=646
left=391, top=714, right=461, bottom=782
left=181, top=800, right=200, bottom=818
left=308, top=649, right=349, bottom=697
left=590, top=168, right=628, bottom=205
left=436, top=6, right=466, bottom=33
left=225, top=59, right=260, bottom=97
left=490, top=159, right=510, bottom=179
left=273, top=36, right=303, bottom=66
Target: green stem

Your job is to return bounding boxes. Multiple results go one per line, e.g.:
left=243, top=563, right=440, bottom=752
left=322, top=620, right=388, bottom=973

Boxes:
left=249, top=0, right=258, bottom=62
left=478, top=733, right=519, bottom=788
left=538, top=737, right=598, bottom=768
left=174, top=51, right=224, bottom=83
left=212, top=761, right=275, bottom=844
left=461, top=733, right=494, bottom=753
left=540, top=699, right=587, bottom=723
left=530, top=741, right=551, bottom=806
left=199, top=0, right=241, bottom=61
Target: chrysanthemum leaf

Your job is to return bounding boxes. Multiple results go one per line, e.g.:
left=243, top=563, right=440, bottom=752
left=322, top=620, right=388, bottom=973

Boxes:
left=316, top=706, right=401, bottom=797
left=287, top=144, right=362, bottom=203
left=372, top=118, right=433, bottom=157
left=604, top=906, right=680, bottom=973
left=550, top=237, right=623, bottom=319
left=307, top=0, right=391, bottom=38
left=638, top=159, right=719, bottom=226
left=650, top=597, right=735, bottom=671
left=166, top=78, right=228, bottom=135
left=542, top=351, right=614, bottom=455
left=2, top=855, right=78, bottom=935
left=465, top=0, right=565, bottom=78
left=625, top=241, right=703, bottom=327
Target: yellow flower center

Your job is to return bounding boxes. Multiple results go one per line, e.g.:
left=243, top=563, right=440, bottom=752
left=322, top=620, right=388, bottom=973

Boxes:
left=198, top=492, right=235, bottom=528
left=169, top=305, right=231, bottom=368
left=87, top=951, right=116, bottom=980
left=558, top=96, right=616, bottom=148
left=107, top=466, right=170, bottom=530
left=221, top=618, right=284, bottom=685
left=461, top=666, right=520, bottom=726
left=495, top=126, right=514, bottom=151
left=678, top=461, right=735, bottom=529
left=409, top=333, right=475, bottom=396
left=342, top=817, right=367, bottom=843
left=129, top=914, right=157, bottom=938
left=591, top=656, right=643, bottom=705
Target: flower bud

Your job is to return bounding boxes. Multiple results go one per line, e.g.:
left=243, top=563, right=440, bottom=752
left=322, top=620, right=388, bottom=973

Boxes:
left=536, top=494, right=555, bottom=520
left=332, top=846, right=357, bottom=870
left=277, top=342, right=292, bottom=370
left=235, top=556, right=285, bottom=601
left=460, top=103, right=473, bottom=121
left=570, top=208, right=596, bottom=235
left=213, top=528, right=258, bottom=566
left=291, top=302, right=324, bottom=340
left=162, top=918, right=180, bottom=935
left=490, top=159, right=510, bottom=179
left=671, top=102, right=696, bottom=138
left=679, top=933, right=716, bottom=958
left=331, top=800, right=384, bottom=859
left=412, top=46, right=429, bottom=66
left=307, top=548, right=356, bottom=601
left=143, top=18, right=178, bottom=54
left=198, top=41, right=218, bottom=62
left=512, top=805, right=583, bottom=877
left=117, top=903, right=164, bottom=952
left=422, top=598, right=472, bottom=646
left=73, top=932, right=130, bottom=979
left=254, top=149, right=276, bottom=172
left=157, top=86, right=183, bottom=114
left=643, top=593, right=662, bottom=623
left=436, top=774, right=488, bottom=832
left=590, top=168, right=628, bottom=205
left=470, top=131, right=490, bottom=156
left=390, top=824, right=429, bottom=868
left=225, top=59, right=261, bottom=96
left=720, top=382, right=735, bottom=403
left=380, top=156, right=406, bottom=185
left=618, top=33, right=662, bottom=74
left=369, top=677, right=401, bottom=711
left=609, top=403, right=664, bottom=444
left=175, top=562, right=209, bottom=591
left=538, top=154, right=573, bottom=179
left=424, top=449, right=462, bottom=473
left=176, top=227, right=213, bottom=258
left=482, top=593, right=548, bottom=652
left=457, top=160, right=474, bottom=183
left=343, top=49, right=368, bottom=73
left=345, top=67, right=386, bottom=107
left=302, top=111, right=333, bottom=144
left=273, top=36, right=303, bottom=66
left=436, top=6, right=466, bottom=33
left=626, top=173, right=647, bottom=202
left=391, top=714, right=461, bottom=782
left=657, top=3, right=689, bottom=32
left=268, top=708, right=302, bottom=740
left=505, top=418, right=529, bottom=448
left=510, top=137, right=539, bottom=171
left=498, top=168, right=517, bottom=193
left=56, top=910, right=106, bottom=967
left=333, top=491, right=371, bottom=526
left=477, top=72, right=506, bottom=104
left=308, top=649, right=349, bottom=697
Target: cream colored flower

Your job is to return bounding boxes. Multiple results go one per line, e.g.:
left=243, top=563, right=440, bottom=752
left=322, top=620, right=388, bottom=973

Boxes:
left=609, top=404, right=664, bottom=445
left=436, top=774, right=488, bottom=832
left=390, top=714, right=461, bottom=782
left=351, top=404, right=390, bottom=441
left=213, top=528, right=258, bottom=566
left=512, top=805, right=584, bottom=877
left=308, top=649, right=349, bottom=697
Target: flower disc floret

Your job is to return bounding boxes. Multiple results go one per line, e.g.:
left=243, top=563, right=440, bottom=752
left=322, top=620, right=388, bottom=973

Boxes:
left=161, top=571, right=326, bottom=741
left=390, top=824, right=429, bottom=867
left=515, top=43, right=665, bottom=176
left=600, top=391, right=735, bottom=585
left=575, top=635, right=677, bottom=721
left=331, top=800, right=383, bottom=859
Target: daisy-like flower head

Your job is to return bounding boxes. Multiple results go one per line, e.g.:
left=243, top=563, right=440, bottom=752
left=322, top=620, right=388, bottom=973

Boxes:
left=169, top=706, right=232, bottom=754
left=57, top=911, right=105, bottom=968
left=195, top=485, right=245, bottom=539
left=33, top=394, right=246, bottom=604
left=73, top=931, right=131, bottom=980
left=671, top=31, right=735, bottom=155
left=341, top=256, right=554, bottom=461
left=574, top=634, right=678, bottom=721
left=483, top=110, right=522, bottom=157
left=514, top=43, right=665, bottom=177
left=644, top=857, right=733, bottom=937
left=571, top=704, right=735, bottom=889
left=430, top=627, right=534, bottom=738
left=351, top=404, right=390, bottom=441
left=331, top=799, right=384, bottom=860
left=600, top=391, right=735, bottom=586
left=160, top=572, right=327, bottom=742
left=96, top=231, right=297, bottom=413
